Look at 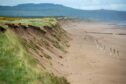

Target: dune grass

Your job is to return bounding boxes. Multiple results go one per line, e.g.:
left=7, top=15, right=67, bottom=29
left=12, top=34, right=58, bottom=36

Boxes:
left=0, top=17, right=57, bottom=27
left=0, top=29, right=36, bottom=84
left=0, top=24, right=69, bottom=84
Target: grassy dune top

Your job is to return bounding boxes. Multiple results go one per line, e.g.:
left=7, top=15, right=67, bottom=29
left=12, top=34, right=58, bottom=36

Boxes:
left=0, top=17, right=57, bottom=27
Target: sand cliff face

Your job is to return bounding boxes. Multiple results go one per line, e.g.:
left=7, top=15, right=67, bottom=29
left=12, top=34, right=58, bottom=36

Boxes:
left=6, top=22, right=70, bottom=74
left=0, top=18, right=70, bottom=84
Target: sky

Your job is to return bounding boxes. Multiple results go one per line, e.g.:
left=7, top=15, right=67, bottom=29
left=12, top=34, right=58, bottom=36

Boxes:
left=0, top=0, right=126, bottom=11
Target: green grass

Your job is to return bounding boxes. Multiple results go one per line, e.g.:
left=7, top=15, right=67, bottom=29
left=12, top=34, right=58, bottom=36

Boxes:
left=0, top=27, right=69, bottom=84
left=0, top=17, right=57, bottom=29
left=0, top=29, right=39, bottom=84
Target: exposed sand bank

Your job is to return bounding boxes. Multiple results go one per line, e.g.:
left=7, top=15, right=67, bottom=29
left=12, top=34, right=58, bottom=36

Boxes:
left=58, top=20, right=126, bottom=84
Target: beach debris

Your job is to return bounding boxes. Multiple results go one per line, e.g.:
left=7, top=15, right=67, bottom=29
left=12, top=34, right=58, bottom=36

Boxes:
left=59, top=55, right=63, bottom=59
left=109, top=47, right=120, bottom=57
left=110, top=48, right=112, bottom=56
left=117, top=50, right=119, bottom=56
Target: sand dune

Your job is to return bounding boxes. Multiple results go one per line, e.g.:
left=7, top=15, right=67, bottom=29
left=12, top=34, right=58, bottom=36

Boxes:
left=58, top=20, right=126, bottom=84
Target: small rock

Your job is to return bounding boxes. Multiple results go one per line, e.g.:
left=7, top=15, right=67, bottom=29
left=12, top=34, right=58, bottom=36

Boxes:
left=59, top=55, right=63, bottom=59
left=0, top=26, right=6, bottom=33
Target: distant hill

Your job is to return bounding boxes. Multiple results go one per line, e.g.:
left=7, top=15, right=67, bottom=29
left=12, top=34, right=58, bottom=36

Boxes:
left=0, top=3, right=126, bottom=22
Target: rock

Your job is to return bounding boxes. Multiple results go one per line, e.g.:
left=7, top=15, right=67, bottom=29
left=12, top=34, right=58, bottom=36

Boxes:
left=18, top=23, right=28, bottom=29
left=0, top=26, right=6, bottom=33
left=43, top=25, right=53, bottom=32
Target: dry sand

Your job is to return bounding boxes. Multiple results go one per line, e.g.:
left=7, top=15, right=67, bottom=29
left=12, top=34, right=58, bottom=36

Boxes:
left=58, top=20, right=126, bottom=84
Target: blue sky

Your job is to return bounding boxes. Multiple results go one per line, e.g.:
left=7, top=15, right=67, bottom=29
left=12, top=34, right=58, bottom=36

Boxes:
left=0, top=0, right=126, bottom=11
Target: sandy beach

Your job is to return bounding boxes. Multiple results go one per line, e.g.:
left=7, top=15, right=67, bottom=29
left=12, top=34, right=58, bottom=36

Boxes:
left=58, top=20, right=126, bottom=84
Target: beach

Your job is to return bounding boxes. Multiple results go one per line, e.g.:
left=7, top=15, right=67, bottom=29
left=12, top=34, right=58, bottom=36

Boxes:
left=58, top=20, right=126, bottom=84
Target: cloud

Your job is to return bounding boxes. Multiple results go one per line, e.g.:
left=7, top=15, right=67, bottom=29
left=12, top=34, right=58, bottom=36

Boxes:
left=0, top=0, right=126, bottom=11
left=108, top=4, right=126, bottom=11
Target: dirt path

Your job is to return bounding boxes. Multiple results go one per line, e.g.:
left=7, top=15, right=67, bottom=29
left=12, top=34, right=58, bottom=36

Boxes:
left=59, top=21, right=126, bottom=84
